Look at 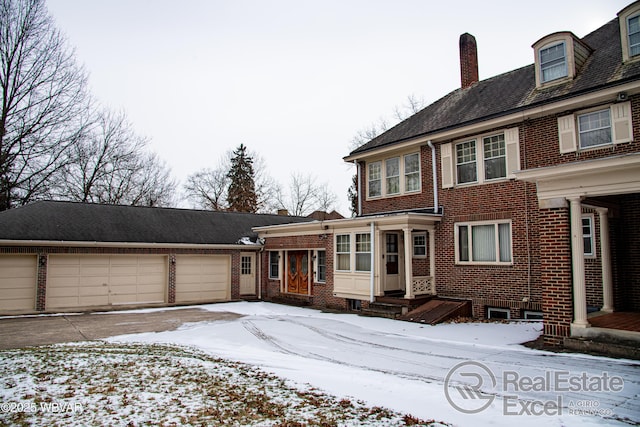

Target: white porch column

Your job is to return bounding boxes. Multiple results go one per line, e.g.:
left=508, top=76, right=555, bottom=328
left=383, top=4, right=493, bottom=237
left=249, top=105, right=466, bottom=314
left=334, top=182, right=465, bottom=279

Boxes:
left=597, top=208, right=614, bottom=313
left=427, top=226, right=436, bottom=293
left=568, top=196, right=589, bottom=328
left=403, top=227, right=414, bottom=299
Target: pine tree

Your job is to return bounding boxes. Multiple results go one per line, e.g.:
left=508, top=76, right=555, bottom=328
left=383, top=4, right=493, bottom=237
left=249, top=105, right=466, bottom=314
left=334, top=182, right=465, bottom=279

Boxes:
left=226, top=144, right=258, bottom=212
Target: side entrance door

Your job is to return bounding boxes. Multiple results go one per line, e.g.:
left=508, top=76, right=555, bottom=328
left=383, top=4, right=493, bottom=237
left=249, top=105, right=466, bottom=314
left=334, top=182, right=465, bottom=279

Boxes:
left=240, top=253, right=256, bottom=295
left=383, top=233, right=401, bottom=292
left=287, top=251, right=309, bottom=295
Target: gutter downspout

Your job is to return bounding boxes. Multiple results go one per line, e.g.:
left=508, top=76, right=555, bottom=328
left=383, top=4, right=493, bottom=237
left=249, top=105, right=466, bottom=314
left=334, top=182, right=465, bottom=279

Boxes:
left=427, top=140, right=438, bottom=213
left=370, top=221, right=375, bottom=303
left=354, top=160, right=362, bottom=216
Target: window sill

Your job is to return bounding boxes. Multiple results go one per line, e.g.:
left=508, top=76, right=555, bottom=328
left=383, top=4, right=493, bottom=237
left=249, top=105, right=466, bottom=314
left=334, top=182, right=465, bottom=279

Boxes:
left=455, top=261, right=513, bottom=267
left=366, top=189, right=423, bottom=201
left=453, top=177, right=511, bottom=188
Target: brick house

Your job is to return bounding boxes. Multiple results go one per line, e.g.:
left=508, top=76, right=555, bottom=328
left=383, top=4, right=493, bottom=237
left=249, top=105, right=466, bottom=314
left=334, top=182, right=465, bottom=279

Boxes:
left=256, top=2, right=640, bottom=345
left=0, top=201, right=310, bottom=313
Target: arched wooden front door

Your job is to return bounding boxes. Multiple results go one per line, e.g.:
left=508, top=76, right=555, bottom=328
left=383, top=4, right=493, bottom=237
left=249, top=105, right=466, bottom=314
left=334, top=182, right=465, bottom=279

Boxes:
left=287, top=251, right=309, bottom=295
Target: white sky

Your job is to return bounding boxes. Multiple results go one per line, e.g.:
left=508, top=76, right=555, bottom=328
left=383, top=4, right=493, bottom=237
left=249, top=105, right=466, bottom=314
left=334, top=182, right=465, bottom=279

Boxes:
left=46, top=0, right=630, bottom=214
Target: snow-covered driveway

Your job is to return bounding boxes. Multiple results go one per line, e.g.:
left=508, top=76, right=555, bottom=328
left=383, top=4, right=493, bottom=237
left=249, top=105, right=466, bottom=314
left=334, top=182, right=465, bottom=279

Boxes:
left=108, top=302, right=640, bottom=427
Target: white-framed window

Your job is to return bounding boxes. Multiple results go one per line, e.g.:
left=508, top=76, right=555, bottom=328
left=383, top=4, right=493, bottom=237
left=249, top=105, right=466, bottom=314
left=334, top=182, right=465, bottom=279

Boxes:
left=483, top=134, right=506, bottom=180
left=413, top=233, right=427, bottom=257
left=366, top=152, right=421, bottom=198
left=628, top=14, right=640, bottom=57
left=355, top=233, right=372, bottom=272
left=269, top=251, right=280, bottom=279
left=441, top=128, right=519, bottom=189
left=456, top=140, right=477, bottom=184
left=385, top=157, right=400, bottom=195
left=578, top=109, right=611, bottom=149
left=524, top=311, right=543, bottom=320
left=487, top=307, right=511, bottom=319
left=404, top=153, right=420, bottom=192
left=582, top=214, right=595, bottom=258
left=539, top=41, right=567, bottom=83
left=336, top=234, right=351, bottom=271
left=368, top=162, right=381, bottom=198
left=456, top=221, right=512, bottom=265
left=315, top=250, right=326, bottom=283
left=557, top=102, right=632, bottom=154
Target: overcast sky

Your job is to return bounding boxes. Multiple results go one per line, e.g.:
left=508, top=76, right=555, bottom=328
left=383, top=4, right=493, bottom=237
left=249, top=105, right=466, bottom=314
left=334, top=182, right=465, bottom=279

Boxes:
left=46, top=0, right=630, bottom=214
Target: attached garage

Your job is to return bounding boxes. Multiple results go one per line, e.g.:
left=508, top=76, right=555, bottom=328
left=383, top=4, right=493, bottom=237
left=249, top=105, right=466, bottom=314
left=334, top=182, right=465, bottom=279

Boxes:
left=0, top=255, right=37, bottom=312
left=175, top=255, right=230, bottom=303
left=47, top=255, right=167, bottom=310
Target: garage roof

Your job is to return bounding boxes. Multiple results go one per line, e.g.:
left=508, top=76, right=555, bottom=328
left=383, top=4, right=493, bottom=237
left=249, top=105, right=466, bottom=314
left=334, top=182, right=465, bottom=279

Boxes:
left=0, top=201, right=313, bottom=245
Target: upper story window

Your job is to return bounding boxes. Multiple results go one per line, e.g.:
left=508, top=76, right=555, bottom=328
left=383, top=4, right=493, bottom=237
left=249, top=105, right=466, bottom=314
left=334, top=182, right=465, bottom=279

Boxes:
left=483, top=134, right=506, bottom=180
left=456, top=140, right=477, bottom=184
left=442, top=129, right=518, bottom=188
left=385, top=157, right=400, bottom=195
left=620, top=3, right=640, bottom=62
left=366, top=152, right=421, bottom=199
left=578, top=109, right=611, bottom=149
left=368, top=162, right=382, bottom=198
left=532, top=32, right=591, bottom=88
left=628, top=14, right=640, bottom=57
left=557, top=102, right=632, bottom=154
left=539, top=42, right=567, bottom=83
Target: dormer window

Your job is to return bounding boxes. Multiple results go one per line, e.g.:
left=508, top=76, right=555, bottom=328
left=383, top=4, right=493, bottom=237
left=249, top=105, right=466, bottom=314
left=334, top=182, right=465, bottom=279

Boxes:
left=533, top=32, right=591, bottom=89
left=619, top=2, right=640, bottom=62
left=540, top=42, right=567, bottom=83
left=628, top=14, right=640, bottom=57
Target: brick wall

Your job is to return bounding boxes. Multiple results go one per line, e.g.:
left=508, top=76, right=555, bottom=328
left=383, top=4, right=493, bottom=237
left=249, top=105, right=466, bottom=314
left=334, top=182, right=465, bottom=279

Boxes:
left=539, top=207, right=573, bottom=346
left=618, top=194, right=640, bottom=311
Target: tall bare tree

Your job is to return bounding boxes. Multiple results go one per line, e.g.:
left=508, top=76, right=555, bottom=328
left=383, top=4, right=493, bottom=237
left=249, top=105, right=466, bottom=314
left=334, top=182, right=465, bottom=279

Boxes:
left=58, top=109, right=176, bottom=207
left=0, top=0, right=91, bottom=210
left=275, top=172, right=337, bottom=217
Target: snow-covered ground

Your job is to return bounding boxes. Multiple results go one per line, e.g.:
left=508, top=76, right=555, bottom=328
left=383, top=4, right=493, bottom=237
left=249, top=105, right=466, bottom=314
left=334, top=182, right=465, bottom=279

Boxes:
left=106, top=302, right=640, bottom=427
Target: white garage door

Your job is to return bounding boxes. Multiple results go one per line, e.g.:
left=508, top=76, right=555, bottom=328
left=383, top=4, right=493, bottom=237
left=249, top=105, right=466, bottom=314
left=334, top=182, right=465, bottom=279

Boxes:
left=0, top=255, right=37, bottom=312
left=175, top=255, right=230, bottom=303
left=47, top=255, right=167, bottom=309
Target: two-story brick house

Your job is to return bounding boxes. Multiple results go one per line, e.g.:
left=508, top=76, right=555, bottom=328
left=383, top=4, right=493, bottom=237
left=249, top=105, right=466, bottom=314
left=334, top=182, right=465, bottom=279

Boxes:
left=256, top=2, right=640, bottom=346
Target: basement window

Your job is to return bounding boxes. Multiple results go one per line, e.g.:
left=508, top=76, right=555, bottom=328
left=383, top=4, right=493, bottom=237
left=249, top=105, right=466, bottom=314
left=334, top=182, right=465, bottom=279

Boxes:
left=347, top=299, right=362, bottom=311
left=487, top=307, right=510, bottom=319
left=524, top=311, right=543, bottom=320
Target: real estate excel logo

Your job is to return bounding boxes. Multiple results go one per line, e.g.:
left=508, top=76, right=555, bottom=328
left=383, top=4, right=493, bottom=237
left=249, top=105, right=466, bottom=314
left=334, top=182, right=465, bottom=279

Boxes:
left=444, top=361, right=624, bottom=416
left=444, top=361, right=496, bottom=414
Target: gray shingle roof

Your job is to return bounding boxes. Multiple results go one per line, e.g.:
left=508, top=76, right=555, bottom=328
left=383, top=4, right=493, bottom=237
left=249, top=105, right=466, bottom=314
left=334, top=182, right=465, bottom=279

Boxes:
left=0, top=201, right=312, bottom=245
left=350, top=18, right=640, bottom=156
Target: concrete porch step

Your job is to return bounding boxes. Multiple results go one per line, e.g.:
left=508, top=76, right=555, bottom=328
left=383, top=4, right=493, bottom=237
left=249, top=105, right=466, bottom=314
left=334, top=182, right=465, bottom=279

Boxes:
left=361, top=302, right=407, bottom=319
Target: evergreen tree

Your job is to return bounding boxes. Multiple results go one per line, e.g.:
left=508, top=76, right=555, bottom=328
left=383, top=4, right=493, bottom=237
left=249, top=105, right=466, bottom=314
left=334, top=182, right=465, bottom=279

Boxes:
left=226, top=144, right=258, bottom=212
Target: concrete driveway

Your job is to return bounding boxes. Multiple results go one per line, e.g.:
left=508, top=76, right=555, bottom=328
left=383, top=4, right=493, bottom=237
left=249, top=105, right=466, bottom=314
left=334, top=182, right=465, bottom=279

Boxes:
left=0, top=308, right=242, bottom=349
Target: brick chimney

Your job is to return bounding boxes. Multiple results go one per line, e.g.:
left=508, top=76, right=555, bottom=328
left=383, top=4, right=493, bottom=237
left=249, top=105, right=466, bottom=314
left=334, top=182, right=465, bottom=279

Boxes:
left=459, top=33, right=479, bottom=89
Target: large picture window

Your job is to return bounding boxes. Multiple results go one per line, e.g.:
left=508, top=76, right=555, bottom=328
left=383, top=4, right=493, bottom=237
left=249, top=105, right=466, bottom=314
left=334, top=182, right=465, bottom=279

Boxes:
left=456, top=221, right=512, bottom=264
